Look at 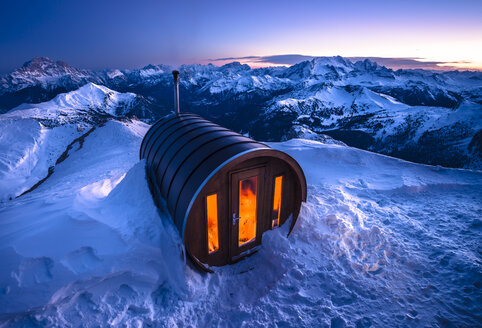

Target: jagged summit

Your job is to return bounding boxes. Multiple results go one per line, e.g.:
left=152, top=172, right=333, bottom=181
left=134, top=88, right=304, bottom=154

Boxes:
left=280, top=56, right=355, bottom=80
left=14, top=56, right=90, bottom=81
left=0, top=57, right=104, bottom=109
left=221, top=61, right=251, bottom=70
left=22, top=56, right=70, bottom=70
left=311, top=55, right=353, bottom=67
left=353, top=58, right=381, bottom=71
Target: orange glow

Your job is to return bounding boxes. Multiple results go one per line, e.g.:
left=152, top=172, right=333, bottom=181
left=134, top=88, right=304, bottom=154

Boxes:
left=206, top=194, right=219, bottom=253
left=238, top=176, right=257, bottom=246
left=272, top=176, right=283, bottom=228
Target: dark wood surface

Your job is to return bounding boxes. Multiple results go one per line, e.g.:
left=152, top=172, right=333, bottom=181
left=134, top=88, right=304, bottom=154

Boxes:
left=185, top=153, right=305, bottom=268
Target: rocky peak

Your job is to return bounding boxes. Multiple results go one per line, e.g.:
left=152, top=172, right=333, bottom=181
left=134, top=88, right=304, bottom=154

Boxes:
left=19, top=56, right=78, bottom=76
left=354, top=59, right=379, bottom=71
left=221, top=61, right=251, bottom=71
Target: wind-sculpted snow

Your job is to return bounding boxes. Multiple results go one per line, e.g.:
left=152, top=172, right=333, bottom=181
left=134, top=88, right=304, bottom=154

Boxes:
left=0, top=121, right=480, bottom=326
left=0, top=120, right=187, bottom=324
left=0, top=118, right=84, bottom=200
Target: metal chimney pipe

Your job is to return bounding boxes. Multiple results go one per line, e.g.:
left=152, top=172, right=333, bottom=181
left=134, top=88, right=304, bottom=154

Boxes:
left=172, top=70, right=180, bottom=114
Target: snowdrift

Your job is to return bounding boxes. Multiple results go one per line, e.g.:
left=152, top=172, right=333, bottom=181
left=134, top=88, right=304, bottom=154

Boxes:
left=1, top=118, right=481, bottom=326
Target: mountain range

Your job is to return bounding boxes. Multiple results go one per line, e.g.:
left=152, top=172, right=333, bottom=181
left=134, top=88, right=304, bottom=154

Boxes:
left=1, top=106, right=481, bottom=326
left=1, top=56, right=481, bottom=169
left=0, top=57, right=481, bottom=326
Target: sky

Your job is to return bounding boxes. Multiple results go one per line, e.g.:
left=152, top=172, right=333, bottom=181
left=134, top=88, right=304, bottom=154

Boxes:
left=0, top=0, right=481, bottom=73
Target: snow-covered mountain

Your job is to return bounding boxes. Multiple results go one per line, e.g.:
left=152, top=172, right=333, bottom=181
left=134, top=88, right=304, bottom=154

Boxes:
left=0, top=115, right=480, bottom=326
left=2, top=56, right=480, bottom=109
left=0, top=67, right=481, bottom=326
left=0, top=84, right=153, bottom=200
left=259, top=83, right=482, bottom=168
left=0, top=57, right=104, bottom=109
left=2, top=83, right=153, bottom=126
left=1, top=57, right=97, bottom=90
left=1, top=56, right=481, bottom=168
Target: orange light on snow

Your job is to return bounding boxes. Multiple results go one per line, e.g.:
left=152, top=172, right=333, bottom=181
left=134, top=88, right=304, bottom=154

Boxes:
left=238, top=176, right=257, bottom=246
left=272, top=175, right=283, bottom=228
left=206, top=194, right=219, bottom=253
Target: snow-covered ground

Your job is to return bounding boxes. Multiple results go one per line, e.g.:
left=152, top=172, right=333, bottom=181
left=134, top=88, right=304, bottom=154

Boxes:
left=0, top=119, right=83, bottom=201
left=0, top=119, right=481, bottom=327
left=0, top=83, right=146, bottom=201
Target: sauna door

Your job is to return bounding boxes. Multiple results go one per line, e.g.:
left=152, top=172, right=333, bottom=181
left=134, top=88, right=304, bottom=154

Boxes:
left=230, top=166, right=265, bottom=260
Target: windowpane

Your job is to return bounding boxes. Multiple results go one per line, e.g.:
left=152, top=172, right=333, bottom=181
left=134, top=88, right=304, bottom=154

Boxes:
left=272, top=176, right=283, bottom=228
left=238, top=176, right=257, bottom=246
left=206, top=194, right=219, bottom=253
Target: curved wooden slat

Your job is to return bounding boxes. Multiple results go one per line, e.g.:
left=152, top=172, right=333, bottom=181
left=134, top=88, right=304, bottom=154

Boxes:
left=140, top=112, right=307, bottom=269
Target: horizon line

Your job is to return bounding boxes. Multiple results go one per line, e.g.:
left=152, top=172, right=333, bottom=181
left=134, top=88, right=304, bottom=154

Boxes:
left=2, top=54, right=482, bottom=75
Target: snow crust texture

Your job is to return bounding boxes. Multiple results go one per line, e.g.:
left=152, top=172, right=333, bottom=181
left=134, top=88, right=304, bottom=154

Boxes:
left=1, top=120, right=481, bottom=326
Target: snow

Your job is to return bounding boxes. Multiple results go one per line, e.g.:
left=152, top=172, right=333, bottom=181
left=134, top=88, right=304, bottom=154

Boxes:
left=3, top=83, right=137, bottom=122
left=0, top=119, right=187, bottom=324
left=106, top=69, right=124, bottom=79
left=139, top=67, right=164, bottom=78
left=266, top=82, right=482, bottom=159
left=2, top=57, right=480, bottom=170
left=0, top=119, right=83, bottom=200
left=1, top=119, right=481, bottom=326
left=207, top=74, right=292, bottom=94
left=0, top=84, right=143, bottom=201
left=0, top=72, right=480, bottom=325
left=0, top=57, right=94, bottom=93
left=3, top=56, right=480, bottom=98
left=310, top=56, right=354, bottom=76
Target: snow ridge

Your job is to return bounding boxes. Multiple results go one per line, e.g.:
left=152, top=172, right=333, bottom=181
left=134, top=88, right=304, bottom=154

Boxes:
left=0, top=133, right=480, bottom=327
left=0, top=84, right=148, bottom=200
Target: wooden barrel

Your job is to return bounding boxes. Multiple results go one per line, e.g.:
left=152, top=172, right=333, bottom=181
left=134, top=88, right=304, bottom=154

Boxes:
left=140, top=112, right=306, bottom=270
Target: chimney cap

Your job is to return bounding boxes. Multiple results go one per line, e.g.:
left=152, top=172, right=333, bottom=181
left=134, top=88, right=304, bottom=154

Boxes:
left=172, top=71, right=180, bottom=114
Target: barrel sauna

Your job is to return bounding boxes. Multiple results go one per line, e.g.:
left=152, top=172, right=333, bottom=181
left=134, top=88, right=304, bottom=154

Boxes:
left=140, top=72, right=306, bottom=271
left=140, top=113, right=306, bottom=270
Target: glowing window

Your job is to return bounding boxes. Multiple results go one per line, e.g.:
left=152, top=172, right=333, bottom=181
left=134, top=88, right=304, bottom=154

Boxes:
left=272, top=176, right=283, bottom=228
left=206, top=194, right=219, bottom=253
left=238, top=176, right=257, bottom=246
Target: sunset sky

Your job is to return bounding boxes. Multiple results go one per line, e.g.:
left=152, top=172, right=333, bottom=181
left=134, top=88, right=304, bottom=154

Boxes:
left=1, top=0, right=481, bottom=72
